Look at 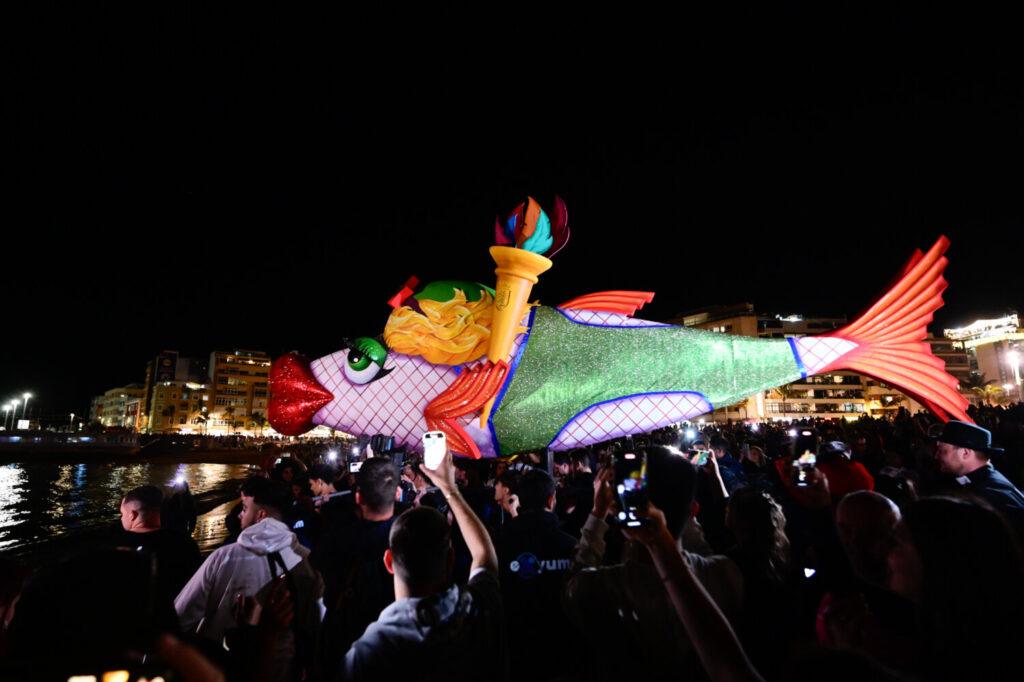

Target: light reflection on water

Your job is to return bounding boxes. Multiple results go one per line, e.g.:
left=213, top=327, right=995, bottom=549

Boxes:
left=194, top=500, right=238, bottom=554
left=0, top=465, right=28, bottom=550
left=0, top=461, right=253, bottom=562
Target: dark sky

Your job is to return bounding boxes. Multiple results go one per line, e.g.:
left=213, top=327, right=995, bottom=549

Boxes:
left=4, top=3, right=1023, bottom=419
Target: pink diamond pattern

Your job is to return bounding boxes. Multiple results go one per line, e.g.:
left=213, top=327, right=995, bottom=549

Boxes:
left=560, top=309, right=671, bottom=328
left=550, top=393, right=712, bottom=450
left=795, top=337, right=858, bottom=375
left=312, top=350, right=459, bottom=450
left=308, top=320, right=531, bottom=454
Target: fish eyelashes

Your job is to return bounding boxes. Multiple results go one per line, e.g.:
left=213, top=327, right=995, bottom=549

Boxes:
left=342, top=337, right=394, bottom=386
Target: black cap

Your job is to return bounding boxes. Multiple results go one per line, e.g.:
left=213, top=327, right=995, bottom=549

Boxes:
left=929, top=420, right=1003, bottom=454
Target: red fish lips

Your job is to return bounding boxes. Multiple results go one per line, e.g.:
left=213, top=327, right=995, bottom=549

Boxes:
left=268, top=353, right=334, bottom=436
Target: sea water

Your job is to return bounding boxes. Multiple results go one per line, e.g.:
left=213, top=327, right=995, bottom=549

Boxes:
left=0, top=460, right=254, bottom=567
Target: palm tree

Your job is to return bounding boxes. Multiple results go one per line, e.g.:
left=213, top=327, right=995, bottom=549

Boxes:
left=223, top=406, right=236, bottom=434
left=773, top=384, right=797, bottom=419
left=972, top=382, right=1009, bottom=407
left=963, top=371, right=989, bottom=392
left=250, top=412, right=269, bottom=436
left=191, top=405, right=209, bottom=434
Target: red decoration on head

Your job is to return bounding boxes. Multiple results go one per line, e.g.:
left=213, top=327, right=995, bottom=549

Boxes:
left=387, top=276, right=420, bottom=309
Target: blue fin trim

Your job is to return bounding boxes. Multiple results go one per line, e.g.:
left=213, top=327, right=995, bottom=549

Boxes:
left=788, top=337, right=808, bottom=378
left=488, top=306, right=537, bottom=454
left=553, top=307, right=672, bottom=329
left=546, top=391, right=713, bottom=450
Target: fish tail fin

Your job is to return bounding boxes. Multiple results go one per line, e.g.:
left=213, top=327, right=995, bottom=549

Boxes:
left=795, top=236, right=970, bottom=423
left=424, top=360, right=508, bottom=458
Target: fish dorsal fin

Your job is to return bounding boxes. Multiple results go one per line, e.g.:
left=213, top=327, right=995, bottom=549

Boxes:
left=558, top=291, right=655, bottom=317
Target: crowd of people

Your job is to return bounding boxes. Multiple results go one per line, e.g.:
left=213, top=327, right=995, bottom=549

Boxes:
left=2, top=401, right=1024, bottom=681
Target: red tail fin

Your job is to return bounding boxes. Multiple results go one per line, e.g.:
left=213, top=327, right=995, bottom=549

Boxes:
left=814, top=236, right=970, bottom=423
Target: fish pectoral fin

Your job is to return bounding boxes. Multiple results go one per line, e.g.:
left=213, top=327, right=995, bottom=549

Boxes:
left=426, top=417, right=482, bottom=460
left=424, top=360, right=508, bottom=459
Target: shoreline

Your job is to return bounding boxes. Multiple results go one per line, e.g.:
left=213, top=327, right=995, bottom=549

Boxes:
left=5, top=468, right=252, bottom=569
left=0, top=447, right=283, bottom=466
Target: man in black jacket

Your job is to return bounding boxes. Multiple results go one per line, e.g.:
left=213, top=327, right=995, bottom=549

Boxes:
left=312, top=457, right=401, bottom=674
left=497, top=469, right=578, bottom=678
left=113, top=484, right=201, bottom=600
left=933, top=419, right=1024, bottom=539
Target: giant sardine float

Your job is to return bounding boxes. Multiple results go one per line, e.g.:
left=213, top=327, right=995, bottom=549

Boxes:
left=269, top=197, right=968, bottom=457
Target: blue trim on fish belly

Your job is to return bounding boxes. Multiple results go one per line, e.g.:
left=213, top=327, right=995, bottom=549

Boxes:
left=788, top=338, right=808, bottom=378
left=545, top=391, right=714, bottom=450
left=552, top=307, right=673, bottom=329
left=487, top=306, right=538, bottom=454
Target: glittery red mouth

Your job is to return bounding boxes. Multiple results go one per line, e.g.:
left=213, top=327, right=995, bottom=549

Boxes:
left=268, top=353, right=334, bottom=436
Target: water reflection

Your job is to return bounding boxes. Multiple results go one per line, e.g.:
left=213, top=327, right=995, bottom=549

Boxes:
left=1, top=461, right=251, bottom=563
left=194, top=500, right=238, bottom=554
left=0, top=464, right=27, bottom=550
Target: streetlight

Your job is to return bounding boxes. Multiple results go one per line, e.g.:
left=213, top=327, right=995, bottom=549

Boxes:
left=16, top=393, right=32, bottom=429
left=2, top=403, right=12, bottom=430
left=7, top=401, right=20, bottom=430
left=69, top=412, right=76, bottom=432
left=1008, top=350, right=1022, bottom=403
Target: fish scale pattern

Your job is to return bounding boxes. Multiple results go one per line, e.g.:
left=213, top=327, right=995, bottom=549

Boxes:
left=559, top=309, right=672, bottom=328
left=549, top=392, right=712, bottom=450
left=795, top=337, right=858, bottom=375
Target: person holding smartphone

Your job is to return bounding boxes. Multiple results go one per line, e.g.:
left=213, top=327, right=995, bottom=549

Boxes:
left=343, top=441, right=507, bottom=681
left=564, top=446, right=743, bottom=681
left=312, top=457, right=402, bottom=675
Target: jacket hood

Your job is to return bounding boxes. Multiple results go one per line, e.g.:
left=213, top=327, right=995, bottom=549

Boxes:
left=237, top=517, right=303, bottom=556
left=379, top=584, right=465, bottom=639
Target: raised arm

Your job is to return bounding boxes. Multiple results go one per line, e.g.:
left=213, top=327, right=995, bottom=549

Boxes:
left=427, top=448, right=499, bottom=578
left=570, top=466, right=615, bottom=569
left=625, top=504, right=764, bottom=682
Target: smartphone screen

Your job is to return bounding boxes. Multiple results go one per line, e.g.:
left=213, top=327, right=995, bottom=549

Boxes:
left=795, top=452, right=816, bottom=487
left=422, top=431, right=446, bottom=470
left=349, top=461, right=363, bottom=473
left=688, top=449, right=709, bottom=466
left=614, top=451, right=647, bottom=526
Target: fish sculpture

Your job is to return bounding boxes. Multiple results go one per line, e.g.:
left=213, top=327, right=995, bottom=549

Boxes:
left=269, top=197, right=969, bottom=458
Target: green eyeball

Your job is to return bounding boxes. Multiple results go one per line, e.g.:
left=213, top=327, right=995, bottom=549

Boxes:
left=344, top=338, right=392, bottom=385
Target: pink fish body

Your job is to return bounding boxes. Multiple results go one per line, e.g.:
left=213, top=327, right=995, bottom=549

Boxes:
left=270, top=236, right=970, bottom=457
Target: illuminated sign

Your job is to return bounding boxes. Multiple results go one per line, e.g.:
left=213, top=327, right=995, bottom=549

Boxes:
left=155, top=351, right=179, bottom=381
left=945, top=315, right=1020, bottom=342
left=962, top=332, right=1024, bottom=349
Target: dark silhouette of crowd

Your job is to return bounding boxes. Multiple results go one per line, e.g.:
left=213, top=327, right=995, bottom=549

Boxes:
left=3, top=401, right=1024, bottom=681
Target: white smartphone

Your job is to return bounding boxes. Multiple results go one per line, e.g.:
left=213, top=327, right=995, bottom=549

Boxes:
left=422, top=431, right=446, bottom=470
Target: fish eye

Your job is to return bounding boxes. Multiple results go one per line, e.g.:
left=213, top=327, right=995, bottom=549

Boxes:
left=344, top=337, right=392, bottom=385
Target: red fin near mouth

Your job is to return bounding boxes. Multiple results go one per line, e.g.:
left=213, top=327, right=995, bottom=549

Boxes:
left=268, top=352, right=334, bottom=436
left=424, top=360, right=508, bottom=459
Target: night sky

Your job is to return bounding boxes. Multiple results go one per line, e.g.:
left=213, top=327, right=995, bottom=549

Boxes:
left=4, top=4, right=1023, bottom=419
